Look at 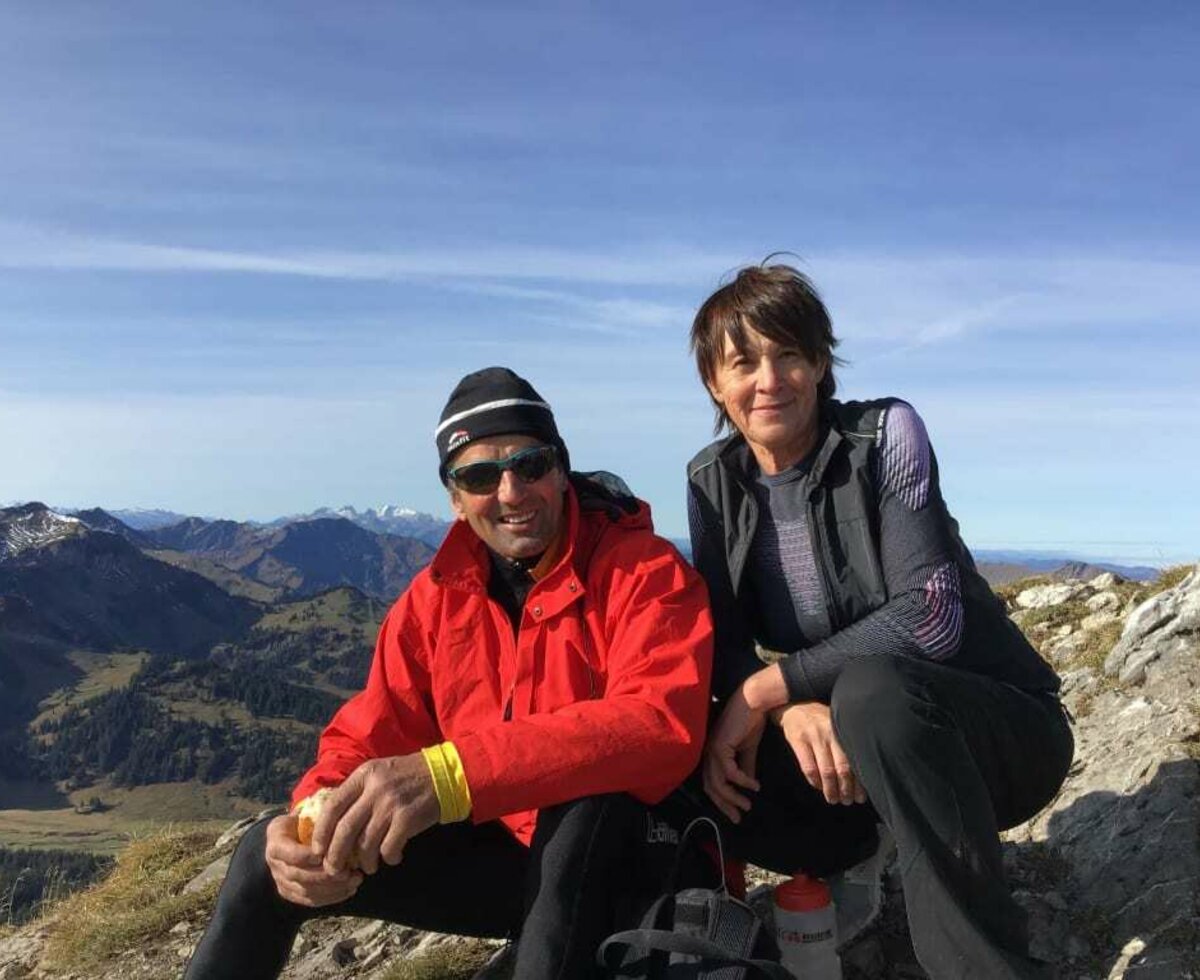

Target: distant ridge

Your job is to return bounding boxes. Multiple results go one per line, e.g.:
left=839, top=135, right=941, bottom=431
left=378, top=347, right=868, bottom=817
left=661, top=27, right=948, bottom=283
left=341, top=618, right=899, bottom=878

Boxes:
left=972, top=549, right=1159, bottom=583
left=1, top=503, right=259, bottom=659
left=271, top=505, right=450, bottom=548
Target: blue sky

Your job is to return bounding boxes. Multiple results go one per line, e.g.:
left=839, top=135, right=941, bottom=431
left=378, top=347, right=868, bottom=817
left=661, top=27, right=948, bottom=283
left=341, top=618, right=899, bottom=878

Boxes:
left=1, top=1, right=1197, bottom=564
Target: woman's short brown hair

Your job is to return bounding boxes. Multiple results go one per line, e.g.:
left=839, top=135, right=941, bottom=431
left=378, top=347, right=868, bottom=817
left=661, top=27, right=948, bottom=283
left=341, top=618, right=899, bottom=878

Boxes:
left=690, top=262, right=843, bottom=432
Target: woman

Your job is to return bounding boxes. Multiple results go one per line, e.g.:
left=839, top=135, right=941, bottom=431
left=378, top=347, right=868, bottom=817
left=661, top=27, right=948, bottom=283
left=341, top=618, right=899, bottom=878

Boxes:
left=685, top=263, right=1072, bottom=979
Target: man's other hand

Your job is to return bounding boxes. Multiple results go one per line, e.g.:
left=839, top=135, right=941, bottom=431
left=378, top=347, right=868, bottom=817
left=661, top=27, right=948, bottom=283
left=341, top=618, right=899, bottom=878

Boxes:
left=310, top=754, right=440, bottom=875
left=702, top=684, right=765, bottom=824
left=265, top=813, right=363, bottom=907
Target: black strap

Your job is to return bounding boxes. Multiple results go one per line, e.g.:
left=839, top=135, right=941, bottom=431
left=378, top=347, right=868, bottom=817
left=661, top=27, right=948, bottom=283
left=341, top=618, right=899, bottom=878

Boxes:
left=598, top=928, right=793, bottom=980
left=666, top=817, right=725, bottom=895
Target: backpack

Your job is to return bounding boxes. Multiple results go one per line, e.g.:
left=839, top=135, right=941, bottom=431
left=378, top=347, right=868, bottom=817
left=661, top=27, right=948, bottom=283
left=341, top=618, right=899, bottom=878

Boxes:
left=597, top=817, right=793, bottom=979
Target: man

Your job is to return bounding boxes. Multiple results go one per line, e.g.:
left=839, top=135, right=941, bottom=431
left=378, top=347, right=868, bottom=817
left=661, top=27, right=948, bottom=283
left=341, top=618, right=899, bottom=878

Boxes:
left=185, top=367, right=714, bottom=980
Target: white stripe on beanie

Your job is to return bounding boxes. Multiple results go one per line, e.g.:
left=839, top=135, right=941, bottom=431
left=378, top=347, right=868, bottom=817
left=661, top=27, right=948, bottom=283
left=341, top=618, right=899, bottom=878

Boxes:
left=434, top=398, right=552, bottom=437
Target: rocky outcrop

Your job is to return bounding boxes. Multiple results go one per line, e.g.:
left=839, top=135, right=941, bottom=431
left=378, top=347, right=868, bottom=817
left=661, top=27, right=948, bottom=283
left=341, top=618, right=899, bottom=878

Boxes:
left=1004, top=566, right=1199, bottom=979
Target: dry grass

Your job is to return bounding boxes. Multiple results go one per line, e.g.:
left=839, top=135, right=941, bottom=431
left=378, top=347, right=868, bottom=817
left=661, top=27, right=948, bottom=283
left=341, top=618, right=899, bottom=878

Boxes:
left=40, top=825, right=222, bottom=973
left=1150, top=563, right=1196, bottom=594
left=379, top=941, right=498, bottom=980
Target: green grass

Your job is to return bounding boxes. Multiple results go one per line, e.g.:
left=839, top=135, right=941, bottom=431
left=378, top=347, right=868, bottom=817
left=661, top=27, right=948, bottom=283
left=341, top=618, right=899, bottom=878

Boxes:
left=256, top=586, right=384, bottom=632
left=31, top=650, right=149, bottom=728
left=0, top=781, right=258, bottom=855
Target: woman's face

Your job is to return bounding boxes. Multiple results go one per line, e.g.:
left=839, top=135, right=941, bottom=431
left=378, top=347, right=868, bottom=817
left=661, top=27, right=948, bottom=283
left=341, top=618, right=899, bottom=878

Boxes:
left=706, top=325, right=827, bottom=473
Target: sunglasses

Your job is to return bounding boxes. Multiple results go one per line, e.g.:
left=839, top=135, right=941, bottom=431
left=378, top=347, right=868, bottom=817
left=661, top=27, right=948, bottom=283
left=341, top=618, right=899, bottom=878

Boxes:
left=447, top=445, right=559, bottom=495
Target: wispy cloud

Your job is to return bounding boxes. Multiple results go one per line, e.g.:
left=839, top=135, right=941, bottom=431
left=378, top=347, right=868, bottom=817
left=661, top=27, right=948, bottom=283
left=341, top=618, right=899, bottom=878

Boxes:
left=0, top=223, right=739, bottom=286
left=4, top=226, right=1196, bottom=345
left=812, top=253, right=1200, bottom=345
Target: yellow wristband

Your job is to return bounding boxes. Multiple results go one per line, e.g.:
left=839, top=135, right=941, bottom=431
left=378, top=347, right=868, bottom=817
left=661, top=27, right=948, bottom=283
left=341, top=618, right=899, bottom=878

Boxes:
left=421, top=741, right=473, bottom=823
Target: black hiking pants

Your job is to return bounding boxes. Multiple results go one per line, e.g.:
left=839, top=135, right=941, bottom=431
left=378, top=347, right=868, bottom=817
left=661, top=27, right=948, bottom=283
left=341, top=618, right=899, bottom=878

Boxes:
left=184, top=793, right=675, bottom=980
left=677, top=655, right=1073, bottom=980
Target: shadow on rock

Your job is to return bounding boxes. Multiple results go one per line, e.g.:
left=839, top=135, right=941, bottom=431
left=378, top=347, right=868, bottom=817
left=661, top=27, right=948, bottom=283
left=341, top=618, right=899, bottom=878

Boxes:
left=1006, top=757, right=1199, bottom=979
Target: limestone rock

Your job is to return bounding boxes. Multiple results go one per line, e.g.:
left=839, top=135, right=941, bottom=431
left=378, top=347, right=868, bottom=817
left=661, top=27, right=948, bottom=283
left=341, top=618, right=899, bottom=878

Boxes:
left=183, top=854, right=231, bottom=895
left=1080, top=610, right=1119, bottom=632
left=1086, top=590, right=1121, bottom=613
left=1089, top=572, right=1122, bottom=591
left=1005, top=566, right=1200, bottom=980
left=1016, top=582, right=1087, bottom=609
left=1104, top=565, right=1200, bottom=685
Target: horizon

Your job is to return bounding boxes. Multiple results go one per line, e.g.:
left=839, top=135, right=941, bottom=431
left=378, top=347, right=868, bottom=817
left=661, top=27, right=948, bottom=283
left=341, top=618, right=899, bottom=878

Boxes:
left=1, top=2, right=1197, bottom=563
left=1, top=496, right=1187, bottom=571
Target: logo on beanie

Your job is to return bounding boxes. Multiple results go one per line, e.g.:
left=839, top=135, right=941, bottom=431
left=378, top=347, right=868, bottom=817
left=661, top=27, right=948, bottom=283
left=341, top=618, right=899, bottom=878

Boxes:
left=447, top=429, right=471, bottom=452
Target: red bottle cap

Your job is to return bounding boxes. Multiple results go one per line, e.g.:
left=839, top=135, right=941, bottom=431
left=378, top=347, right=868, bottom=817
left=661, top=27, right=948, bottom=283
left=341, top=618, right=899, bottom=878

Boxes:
left=774, top=873, right=832, bottom=912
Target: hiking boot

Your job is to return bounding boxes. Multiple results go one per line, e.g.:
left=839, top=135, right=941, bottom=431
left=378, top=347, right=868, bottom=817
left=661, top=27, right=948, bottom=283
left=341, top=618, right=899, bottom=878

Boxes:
left=830, top=823, right=895, bottom=949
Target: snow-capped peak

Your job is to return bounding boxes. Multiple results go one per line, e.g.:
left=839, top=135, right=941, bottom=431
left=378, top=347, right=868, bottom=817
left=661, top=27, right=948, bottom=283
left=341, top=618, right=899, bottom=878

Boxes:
left=0, top=504, right=84, bottom=561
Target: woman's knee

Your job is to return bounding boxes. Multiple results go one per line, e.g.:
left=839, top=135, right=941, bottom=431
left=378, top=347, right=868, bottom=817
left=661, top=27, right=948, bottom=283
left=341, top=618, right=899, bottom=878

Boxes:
left=831, top=656, right=931, bottom=749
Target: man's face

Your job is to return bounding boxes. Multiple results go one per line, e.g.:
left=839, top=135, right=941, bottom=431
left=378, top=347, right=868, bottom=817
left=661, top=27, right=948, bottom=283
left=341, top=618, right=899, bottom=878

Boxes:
left=448, top=434, right=567, bottom=560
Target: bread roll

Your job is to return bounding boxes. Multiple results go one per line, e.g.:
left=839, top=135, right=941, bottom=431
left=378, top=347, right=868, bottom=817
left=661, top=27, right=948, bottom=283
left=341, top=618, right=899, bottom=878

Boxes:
left=294, top=788, right=361, bottom=869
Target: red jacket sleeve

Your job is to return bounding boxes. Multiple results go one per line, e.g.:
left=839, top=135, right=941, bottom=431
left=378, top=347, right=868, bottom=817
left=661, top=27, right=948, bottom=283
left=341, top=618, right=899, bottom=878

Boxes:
left=456, top=538, right=714, bottom=823
left=290, top=583, right=442, bottom=807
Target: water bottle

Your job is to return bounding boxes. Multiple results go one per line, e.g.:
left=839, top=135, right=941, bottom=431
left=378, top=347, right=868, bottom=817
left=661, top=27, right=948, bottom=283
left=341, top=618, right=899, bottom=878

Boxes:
left=773, top=873, right=842, bottom=979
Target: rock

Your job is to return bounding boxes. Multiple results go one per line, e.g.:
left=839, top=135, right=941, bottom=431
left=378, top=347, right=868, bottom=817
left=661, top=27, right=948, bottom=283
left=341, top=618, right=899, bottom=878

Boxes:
left=330, top=939, right=358, bottom=966
left=214, top=816, right=258, bottom=850
left=349, top=921, right=386, bottom=945
left=1056, top=623, right=1075, bottom=638
left=0, top=928, right=44, bottom=979
left=1059, top=667, right=1099, bottom=703
left=1080, top=611, right=1118, bottom=632
left=1047, top=635, right=1082, bottom=664
left=183, top=854, right=231, bottom=894
left=1006, top=608, right=1200, bottom=979
left=1016, top=582, right=1086, bottom=609
left=1089, top=572, right=1122, bottom=591
left=1086, top=591, right=1121, bottom=613
left=1104, top=566, right=1200, bottom=684
left=1013, top=888, right=1072, bottom=965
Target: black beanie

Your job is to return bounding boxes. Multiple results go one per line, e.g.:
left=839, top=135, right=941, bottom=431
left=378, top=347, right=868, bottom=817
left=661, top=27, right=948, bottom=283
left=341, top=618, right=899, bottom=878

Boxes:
left=436, top=367, right=570, bottom=484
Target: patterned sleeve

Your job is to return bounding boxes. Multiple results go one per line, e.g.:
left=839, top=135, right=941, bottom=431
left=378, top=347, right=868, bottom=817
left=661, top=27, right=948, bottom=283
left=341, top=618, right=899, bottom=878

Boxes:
left=778, top=401, right=965, bottom=702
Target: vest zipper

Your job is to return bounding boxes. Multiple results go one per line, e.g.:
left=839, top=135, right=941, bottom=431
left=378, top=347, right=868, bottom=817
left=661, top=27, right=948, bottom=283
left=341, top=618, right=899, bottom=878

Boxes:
left=807, top=487, right=842, bottom=631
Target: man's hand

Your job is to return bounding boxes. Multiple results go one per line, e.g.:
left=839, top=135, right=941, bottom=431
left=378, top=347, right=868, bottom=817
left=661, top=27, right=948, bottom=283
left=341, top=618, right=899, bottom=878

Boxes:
left=309, top=754, right=440, bottom=875
left=702, top=683, right=766, bottom=824
left=772, top=701, right=866, bottom=806
left=265, top=813, right=363, bottom=907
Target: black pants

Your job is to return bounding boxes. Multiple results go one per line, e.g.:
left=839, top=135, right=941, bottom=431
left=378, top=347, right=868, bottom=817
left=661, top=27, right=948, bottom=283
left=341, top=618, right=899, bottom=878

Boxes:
left=683, top=656, right=1073, bottom=980
left=184, top=793, right=672, bottom=980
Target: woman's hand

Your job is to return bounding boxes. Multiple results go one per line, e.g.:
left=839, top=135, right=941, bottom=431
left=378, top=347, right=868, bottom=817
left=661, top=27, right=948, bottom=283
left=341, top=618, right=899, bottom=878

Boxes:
left=772, top=701, right=866, bottom=806
left=703, top=683, right=766, bottom=823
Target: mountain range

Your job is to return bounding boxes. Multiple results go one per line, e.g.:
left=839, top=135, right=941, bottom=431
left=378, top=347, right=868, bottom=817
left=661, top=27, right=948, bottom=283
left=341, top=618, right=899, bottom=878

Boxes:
left=104, top=504, right=451, bottom=548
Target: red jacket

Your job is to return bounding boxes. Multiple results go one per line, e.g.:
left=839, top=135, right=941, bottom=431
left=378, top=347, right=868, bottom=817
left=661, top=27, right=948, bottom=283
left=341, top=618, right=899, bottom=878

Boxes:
left=292, top=483, right=714, bottom=844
